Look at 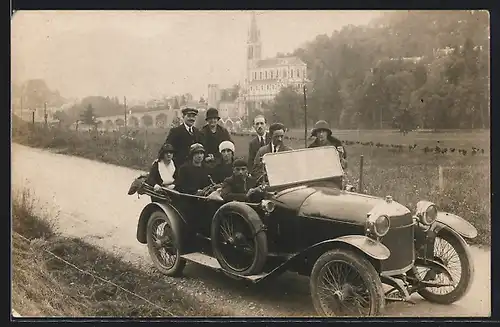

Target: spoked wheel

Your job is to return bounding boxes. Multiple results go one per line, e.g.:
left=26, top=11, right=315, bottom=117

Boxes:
left=311, top=249, right=385, bottom=317
left=413, top=230, right=473, bottom=304
left=146, top=211, right=186, bottom=276
left=211, top=203, right=267, bottom=276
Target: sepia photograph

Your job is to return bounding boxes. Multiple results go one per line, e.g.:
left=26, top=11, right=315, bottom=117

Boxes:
left=11, top=10, right=490, bottom=318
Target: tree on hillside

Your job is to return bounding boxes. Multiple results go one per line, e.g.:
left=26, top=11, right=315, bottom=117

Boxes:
left=80, top=104, right=97, bottom=126
left=142, top=115, right=153, bottom=128
left=290, top=10, right=489, bottom=129
left=269, top=86, right=304, bottom=128
left=53, top=110, right=69, bottom=128
left=80, top=96, right=123, bottom=117
left=22, top=79, right=52, bottom=110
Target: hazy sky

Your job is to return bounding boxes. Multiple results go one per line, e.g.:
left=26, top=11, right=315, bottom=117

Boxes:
left=12, top=10, right=380, bottom=102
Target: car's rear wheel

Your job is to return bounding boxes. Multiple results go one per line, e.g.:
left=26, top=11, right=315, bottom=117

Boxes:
left=414, top=230, right=473, bottom=304
left=211, top=202, right=267, bottom=276
left=310, top=249, right=385, bottom=317
left=146, top=210, right=186, bottom=276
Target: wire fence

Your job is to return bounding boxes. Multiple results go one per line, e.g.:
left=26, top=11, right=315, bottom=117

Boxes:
left=12, top=231, right=174, bottom=317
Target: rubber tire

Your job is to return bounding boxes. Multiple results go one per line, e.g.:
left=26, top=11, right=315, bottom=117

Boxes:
left=310, top=249, right=385, bottom=317
left=417, top=229, right=473, bottom=304
left=146, top=210, right=186, bottom=277
left=211, top=202, right=268, bottom=276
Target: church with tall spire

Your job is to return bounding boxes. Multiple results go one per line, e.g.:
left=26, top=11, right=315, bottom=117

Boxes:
left=207, top=12, right=309, bottom=124
left=243, top=12, right=308, bottom=110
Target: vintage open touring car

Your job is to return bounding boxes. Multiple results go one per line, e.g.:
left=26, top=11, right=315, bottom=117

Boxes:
left=128, top=146, right=477, bottom=317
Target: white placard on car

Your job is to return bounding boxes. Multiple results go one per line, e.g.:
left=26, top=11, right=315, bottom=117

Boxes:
left=262, top=146, right=344, bottom=188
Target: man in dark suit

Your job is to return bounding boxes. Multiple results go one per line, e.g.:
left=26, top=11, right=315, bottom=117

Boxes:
left=164, top=107, right=203, bottom=168
left=252, top=122, right=293, bottom=178
left=247, top=115, right=271, bottom=171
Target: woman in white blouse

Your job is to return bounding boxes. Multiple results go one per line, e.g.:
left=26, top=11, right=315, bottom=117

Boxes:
left=146, top=143, right=177, bottom=192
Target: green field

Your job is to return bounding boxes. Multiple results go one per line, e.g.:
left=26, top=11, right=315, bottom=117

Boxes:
left=134, top=127, right=489, bottom=154
left=12, top=124, right=491, bottom=245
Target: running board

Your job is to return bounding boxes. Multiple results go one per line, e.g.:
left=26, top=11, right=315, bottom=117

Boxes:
left=182, top=252, right=221, bottom=269
left=181, top=252, right=268, bottom=283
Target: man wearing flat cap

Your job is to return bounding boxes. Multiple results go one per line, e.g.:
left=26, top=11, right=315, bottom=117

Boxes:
left=220, top=158, right=265, bottom=203
left=165, top=107, right=203, bottom=168
left=200, top=107, right=233, bottom=167
left=308, top=120, right=347, bottom=168
left=252, top=122, right=292, bottom=178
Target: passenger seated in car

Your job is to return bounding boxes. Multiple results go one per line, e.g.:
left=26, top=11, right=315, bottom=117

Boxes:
left=211, top=140, right=235, bottom=184
left=220, top=158, right=266, bottom=203
left=174, top=143, right=211, bottom=195
left=146, top=143, right=177, bottom=192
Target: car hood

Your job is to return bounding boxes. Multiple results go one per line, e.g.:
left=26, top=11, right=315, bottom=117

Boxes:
left=273, top=185, right=403, bottom=224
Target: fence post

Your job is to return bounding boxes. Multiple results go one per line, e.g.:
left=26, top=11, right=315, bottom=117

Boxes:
left=438, top=165, right=444, bottom=193
left=359, top=155, right=364, bottom=194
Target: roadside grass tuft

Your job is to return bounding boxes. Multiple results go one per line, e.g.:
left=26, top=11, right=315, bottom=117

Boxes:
left=12, top=188, right=224, bottom=317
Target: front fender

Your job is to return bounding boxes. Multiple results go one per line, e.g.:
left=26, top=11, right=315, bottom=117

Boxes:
left=136, top=202, right=187, bottom=244
left=433, top=211, right=478, bottom=239
left=298, top=235, right=390, bottom=261
left=258, top=235, right=390, bottom=282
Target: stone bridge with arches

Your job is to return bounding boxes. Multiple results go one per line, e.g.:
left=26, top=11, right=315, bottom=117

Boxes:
left=94, top=109, right=180, bottom=131
left=95, top=107, right=244, bottom=132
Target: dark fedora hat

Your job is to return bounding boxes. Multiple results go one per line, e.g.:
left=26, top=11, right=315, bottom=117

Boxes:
left=205, top=107, right=220, bottom=120
left=311, top=120, right=332, bottom=137
left=181, top=107, right=198, bottom=116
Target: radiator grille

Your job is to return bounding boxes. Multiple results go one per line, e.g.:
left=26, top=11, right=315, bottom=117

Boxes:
left=380, top=220, right=415, bottom=274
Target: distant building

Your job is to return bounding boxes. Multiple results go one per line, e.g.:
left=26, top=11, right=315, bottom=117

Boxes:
left=219, top=100, right=245, bottom=120
left=207, top=84, right=221, bottom=108
left=243, top=12, right=308, bottom=108
left=206, top=12, right=309, bottom=121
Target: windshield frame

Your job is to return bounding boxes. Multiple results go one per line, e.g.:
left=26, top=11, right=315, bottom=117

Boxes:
left=262, top=146, right=344, bottom=190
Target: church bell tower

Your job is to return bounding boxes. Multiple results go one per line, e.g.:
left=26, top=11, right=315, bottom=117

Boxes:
left=246, top=12, right=262, bottom=74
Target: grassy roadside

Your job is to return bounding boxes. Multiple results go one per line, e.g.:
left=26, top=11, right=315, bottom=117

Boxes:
left=12, top=123, right=490, bottom=246
left=11, top=188, right=225, bottom=317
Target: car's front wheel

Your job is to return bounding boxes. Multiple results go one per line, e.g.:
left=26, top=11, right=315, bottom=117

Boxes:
left=146, top=210, right=186, bottom=277
left=413, top=229, right=473, bottom=304
left=310, top=249, right=385, bottom=317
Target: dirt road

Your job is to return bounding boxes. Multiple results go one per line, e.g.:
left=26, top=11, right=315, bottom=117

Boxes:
left=11, top=143, right=491, bottom=317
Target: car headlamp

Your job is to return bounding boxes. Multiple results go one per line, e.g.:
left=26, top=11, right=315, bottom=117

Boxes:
left=366, top=214, right=390, bottom=238
left=261, top=199, right=275, bottom=213
left=416, top=200, right=438, bottom=226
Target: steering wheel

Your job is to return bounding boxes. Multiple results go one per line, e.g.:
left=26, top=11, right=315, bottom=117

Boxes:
left=255, top=171, right=268, bottom=185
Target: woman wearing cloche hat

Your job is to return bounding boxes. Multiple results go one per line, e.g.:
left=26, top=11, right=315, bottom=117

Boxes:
left=144, top=143, right=177, bottom=201
left=308, top=120, right=347, bottom=167
left=201, top=108, right=233, bottom=167
left=211, top=140, right=236, bottom=183
left=173, top=143, right=211, bottom=195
